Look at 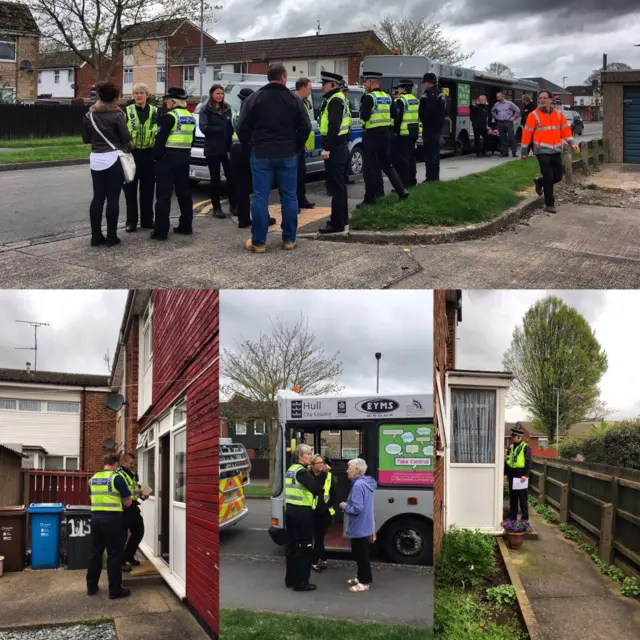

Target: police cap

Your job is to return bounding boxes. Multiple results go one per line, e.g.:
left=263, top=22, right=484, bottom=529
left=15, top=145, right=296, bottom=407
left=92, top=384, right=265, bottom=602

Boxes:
left=422, top=72, right=438, bottom=84
left=398, top=78, right=414, bottom=88
left=163, top=87, right=188, bottom=100
left=320, top=70, right=344, bottom=85
left=238, top=87, right=254, bottom=101
left=510, top=426, right=525, bottom=437
left=363, top=71, right=383, bottom=80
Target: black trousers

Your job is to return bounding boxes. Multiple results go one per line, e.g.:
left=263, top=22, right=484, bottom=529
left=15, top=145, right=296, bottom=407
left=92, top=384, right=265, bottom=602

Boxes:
left=230, top=144, right=252, bottom=226
left=324, top=140, right=349, bottom=230
left=89, top=161, right=124, bottom=242
left=362, top=129, right=405, bottom=203
left=285, top=506, right=314, bottom=588
left=536, top=153, right=564, bottom=207
left=86, top=515, right=125, bottom=595
left=474, top=127, right=488, bottom=155
left=124, top=148, right=155, bottom=228
left=350, top=536, right=373, bottom=584
left=498, top=121, right=517, bottom=155
left=508, top=485, right=529, bottom=521
left=207, top=153, right=236, bottom=209
left=297, top=148, right=308, bottom=205
left=122, top=505, right=145, bottom=564
left=392, top=135, right=416, bottom=187
left=312, top=511, right=332, bottom=564
left=154, top=150, right=193, bottom=238
left=423, top=128, right=441, bottom=181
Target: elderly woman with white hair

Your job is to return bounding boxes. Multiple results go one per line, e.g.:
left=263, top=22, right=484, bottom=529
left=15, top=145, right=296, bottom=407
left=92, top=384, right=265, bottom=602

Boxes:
left=339, top=457, right=377, bottom=592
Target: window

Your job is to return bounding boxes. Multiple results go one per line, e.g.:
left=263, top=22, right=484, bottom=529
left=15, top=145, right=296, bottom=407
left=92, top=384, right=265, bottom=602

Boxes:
left=19, top=399, right=41, bottom=412
left=54, top=70, right=60, bottom=84
left=157, top=67, right=166, bottom=83
left=22, top=454, right=35, bottom=470
left=0, top=37, right=16, bottom=62
left=65, top=457, right=79, bottom=471
left=0, top=87, right=15, bottom=102
left=124, top=68, right=133, bottom=84
left=233, top=63, right=242, bottom=73
left=254, top=420, right=266, bottom=435
left=538, top=438, right=549, bottom=449
left=143, top=447, right=156, bottom=491
left=308, top=60, right=317, bottom=78
left=68, top=69, right=73, bottom=82
left=348, top=90, right=363, bottom=115
left=342, top=448, right=358, bottom=460
left=142, top=301, right=153, bottom=370
left=328, top=430, right=340, bottom=436
left=450, top=388, right=497, bottom=464
left=0, top=398, right=16, bottom=410
left=580, top=98, right=585, bottom=105
left=124, top=45, right=133, bottom=57
left=184, top=66, right=195, bottom=82
left=173, top=400, right=187, bottom=426
left=213, top=64, right=222, bottom=80
left=38, top=71, right=41, bottom=84
left=45, top=456, right=64, bottom=470
left=174, top=430, right=186, bottom=503
left=334, top=59, right=348, bottom=78
left=157, top=39, right=166, bottom=54
left=47, top=401, right=80, bottom=413
left=235, top=422, right=247, bottom=436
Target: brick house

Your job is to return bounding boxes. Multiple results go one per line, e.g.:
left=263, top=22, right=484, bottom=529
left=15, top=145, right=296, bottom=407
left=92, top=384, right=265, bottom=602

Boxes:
left=172, top=30, right=388, bottom=96
left=565, top=84, right=601, bottom=121
left=504, top=422, right=557, bottom=458
left=523, top=77, right=571, bottom=106
left=110, top=289, right=219, bottom=638
left=0, top=368, right=116, bottom=473
left=0, top=1, right=39, bottom=102
left=121, top=18, right=216, bottom=99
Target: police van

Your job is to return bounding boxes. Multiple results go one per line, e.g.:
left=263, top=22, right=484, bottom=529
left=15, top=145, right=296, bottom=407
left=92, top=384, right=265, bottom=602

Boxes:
left=189, top=72, right=365, bottom=184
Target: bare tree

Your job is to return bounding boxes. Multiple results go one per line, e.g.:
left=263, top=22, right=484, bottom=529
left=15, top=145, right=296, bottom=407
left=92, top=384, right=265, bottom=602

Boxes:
left=28, top=0, right=220, bottom=84
left=221, top=316, right=343, bottom=484
left=485, top=61, right=514, bottom=78
left=585, top=62, right=631, bottom=86
left=371, top=13, right=473, bottom=65
left=583, top=399, right=614, bottom=422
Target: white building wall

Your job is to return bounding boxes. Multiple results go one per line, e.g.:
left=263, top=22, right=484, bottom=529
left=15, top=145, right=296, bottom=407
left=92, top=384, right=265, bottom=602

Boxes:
left=183, top=63, right=236, bottom=98
left=273, top=58, right=350, bottom=82
left=38, top=68, right=75, bottom=98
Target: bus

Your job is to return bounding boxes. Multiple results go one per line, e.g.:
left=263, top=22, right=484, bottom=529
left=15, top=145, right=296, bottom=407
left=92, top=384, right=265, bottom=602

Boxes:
left=361, top=55, right=539, bottom=155
left=269, top=390, right=435, bottom=565
left=219, top=438, right=251, bottom=530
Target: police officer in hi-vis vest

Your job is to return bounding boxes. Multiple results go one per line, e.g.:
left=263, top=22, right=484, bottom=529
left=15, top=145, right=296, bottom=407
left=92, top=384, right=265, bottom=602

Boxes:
left=285, top=444, right=323, bottom=591
left=117, top=452, right=147, bottom=571
left=230, top=88, right=256, bottom=229
left=310, top=455, right=337, bottom=573
left=295, top=78, right=316, bottom=212
left=504, top=426, right=532, bottom=522
left=392, top=79, right=420, bottom=188
left=86, top=453, right=132, bottom=599
left=123, top=83, right=158, bottom=233
left=340, top=81, right=356, bottom=185
left=357, top=71, right=408, bottom=208
left=318, top=70, right=351, bottom=234
left=152, top=87, right=196, bottom=240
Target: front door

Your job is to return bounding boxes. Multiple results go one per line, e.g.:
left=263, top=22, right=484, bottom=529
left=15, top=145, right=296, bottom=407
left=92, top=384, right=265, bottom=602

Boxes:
left=159, top=432, right=170, bottom=564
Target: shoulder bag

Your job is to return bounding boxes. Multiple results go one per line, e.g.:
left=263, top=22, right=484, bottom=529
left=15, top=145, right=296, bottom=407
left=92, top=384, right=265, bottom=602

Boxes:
left=89, top=111, right=136, bottom=183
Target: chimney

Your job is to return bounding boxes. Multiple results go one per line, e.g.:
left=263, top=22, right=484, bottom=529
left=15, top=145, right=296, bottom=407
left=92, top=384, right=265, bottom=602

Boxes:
left=26, top=362, right=32, bottom=373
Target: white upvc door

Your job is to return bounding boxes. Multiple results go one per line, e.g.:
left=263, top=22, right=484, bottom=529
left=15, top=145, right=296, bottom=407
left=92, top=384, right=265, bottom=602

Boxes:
left=170, top=424, right=186, bottom=587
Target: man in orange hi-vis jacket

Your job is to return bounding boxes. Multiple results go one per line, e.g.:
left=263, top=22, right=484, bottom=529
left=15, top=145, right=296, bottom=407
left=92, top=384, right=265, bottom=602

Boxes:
left=521, top=89, right=580, bottom=213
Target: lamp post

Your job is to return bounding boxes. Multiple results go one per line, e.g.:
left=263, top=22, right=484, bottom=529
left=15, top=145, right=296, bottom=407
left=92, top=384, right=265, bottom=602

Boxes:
left=375, top=352, right=382, bottom=393
left=199, top=0, right=206, bottom=101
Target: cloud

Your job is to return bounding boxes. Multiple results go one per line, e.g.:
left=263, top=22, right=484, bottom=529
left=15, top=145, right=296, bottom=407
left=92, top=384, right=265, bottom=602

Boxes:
left=0, top=290, right=127, bottom=375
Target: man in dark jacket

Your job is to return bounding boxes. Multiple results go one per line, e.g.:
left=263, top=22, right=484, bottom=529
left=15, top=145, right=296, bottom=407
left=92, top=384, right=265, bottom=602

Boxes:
left=117, top=452, right=147, bottom=569
left=419, top=72, right=446, bottom=182
left=470, top=95, right=490, bottom=157
left=237, top=63, right=311, bottom=253
left=504, top=426, right=532, bottom=521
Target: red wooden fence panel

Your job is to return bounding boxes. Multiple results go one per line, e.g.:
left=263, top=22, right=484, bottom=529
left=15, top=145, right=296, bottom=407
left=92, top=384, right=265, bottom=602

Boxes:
left=28, top=470, right=93, bottom=506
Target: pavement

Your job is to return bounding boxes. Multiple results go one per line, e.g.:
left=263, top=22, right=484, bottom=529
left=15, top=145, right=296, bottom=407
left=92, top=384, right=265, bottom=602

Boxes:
left=509, top=511, right=640, bottom=640
left=220, top=499, right=433, bottom=627
left=0, top=568, right=209, bottom=638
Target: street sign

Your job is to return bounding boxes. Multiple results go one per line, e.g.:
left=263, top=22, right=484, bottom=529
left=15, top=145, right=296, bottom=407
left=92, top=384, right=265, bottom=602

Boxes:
left=199, top=58, right=207, bottom=75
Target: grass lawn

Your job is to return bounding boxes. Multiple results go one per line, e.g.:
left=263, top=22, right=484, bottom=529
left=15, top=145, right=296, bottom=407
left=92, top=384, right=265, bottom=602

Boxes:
left=0, top=136, right=83, bottom=148
left=220, top=609, right=433, bottom=640
left=0, top=145, right=89, bottom=165
left=243, top=485, right=273, bottom=498
left=350, top=157, right=541, bottom=231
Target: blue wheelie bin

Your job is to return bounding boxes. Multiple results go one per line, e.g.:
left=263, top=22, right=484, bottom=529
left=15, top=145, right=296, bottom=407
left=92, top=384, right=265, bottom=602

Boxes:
left=27, top=503, right=64, bottom=569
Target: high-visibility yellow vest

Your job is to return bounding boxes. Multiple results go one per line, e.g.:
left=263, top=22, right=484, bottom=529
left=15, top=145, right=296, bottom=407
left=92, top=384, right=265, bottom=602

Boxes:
left=89, top=470, right=123, bottom=513
left=117, top=467, right=139, bottom=500
left=363, top=90, right=391, bottom=130
left=303, top=100, right=315, bottom=151
left=232, top=110, right=240, bottom=144
left=285, top=463, right=314, bottom=508
left=399, top=94, right=419, bottom=136
left=319, top=92, right=350, bottom=138
left=506, top=442, right=528, bottom=470
left=166, top=107, right=196, bottom=150
left=313, top=471, right=336, bottom=516
left=126, top=104, right=158, bottom=149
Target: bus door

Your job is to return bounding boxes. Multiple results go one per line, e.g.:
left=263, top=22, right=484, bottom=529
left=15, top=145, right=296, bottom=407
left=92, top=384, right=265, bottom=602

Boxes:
left=439, top=80, right=457, bottom=152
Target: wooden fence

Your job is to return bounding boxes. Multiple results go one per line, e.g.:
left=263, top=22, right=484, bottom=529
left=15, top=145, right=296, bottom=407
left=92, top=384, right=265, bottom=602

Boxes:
left=0, top=104, right=89, bottom=140
left=562, top=138, right=608, bottom=185
left=27, top=470, right=93, bottom=506
left=530, top=456, right=640, bottom=579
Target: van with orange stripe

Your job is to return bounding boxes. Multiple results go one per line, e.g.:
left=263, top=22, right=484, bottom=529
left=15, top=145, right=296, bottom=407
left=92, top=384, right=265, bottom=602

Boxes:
left=220, top=438, right=251, bottom=530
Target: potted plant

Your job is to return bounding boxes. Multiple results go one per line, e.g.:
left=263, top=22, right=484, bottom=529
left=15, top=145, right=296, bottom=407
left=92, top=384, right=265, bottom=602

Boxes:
left=503, top=520, right=532, bottom=550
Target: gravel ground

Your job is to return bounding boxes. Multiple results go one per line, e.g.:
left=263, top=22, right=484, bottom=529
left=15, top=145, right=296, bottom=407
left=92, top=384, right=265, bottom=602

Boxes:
left=0, top=623, right=116, bottom=640
left=560, top=183, right=640, bottom=209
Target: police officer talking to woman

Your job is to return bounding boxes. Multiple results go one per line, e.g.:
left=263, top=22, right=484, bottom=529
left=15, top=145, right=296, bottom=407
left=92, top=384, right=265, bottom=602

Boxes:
left=419, top=72, right=446, bottom=182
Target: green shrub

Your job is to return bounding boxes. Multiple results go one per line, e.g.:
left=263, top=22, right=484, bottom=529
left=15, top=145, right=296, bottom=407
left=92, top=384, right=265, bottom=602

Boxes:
left=436, top=527, right=498, bottom=590
left=535, top=503, right=557, bottom=522
left=602, top=564, right=624, bottom=582
left=559, top=523, right=582, bottom=543
left=621, top=577, right=640, bottom=598
left=567, top=420, right=640, bottom=469
left=486, top=584, right=517, bottom=607
left=557, top=437, right=583, bottom=460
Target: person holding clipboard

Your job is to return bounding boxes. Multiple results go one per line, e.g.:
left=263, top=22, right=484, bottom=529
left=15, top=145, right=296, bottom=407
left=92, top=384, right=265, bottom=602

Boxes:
left=504, top=426, right=532, bottom=522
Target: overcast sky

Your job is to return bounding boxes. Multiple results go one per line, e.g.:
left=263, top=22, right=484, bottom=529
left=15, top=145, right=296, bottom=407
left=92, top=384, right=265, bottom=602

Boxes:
left=210, top=1, right=640, bottom=88
left=220, top=290, right=433, bottom=398
left=456, top=290, right=640, bottom=422
left=0, top=291, right=127, bottom=375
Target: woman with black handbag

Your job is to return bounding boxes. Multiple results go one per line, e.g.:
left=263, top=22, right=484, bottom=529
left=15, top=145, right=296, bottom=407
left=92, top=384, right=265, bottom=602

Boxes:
left=82, top=82, right=132, bottom=247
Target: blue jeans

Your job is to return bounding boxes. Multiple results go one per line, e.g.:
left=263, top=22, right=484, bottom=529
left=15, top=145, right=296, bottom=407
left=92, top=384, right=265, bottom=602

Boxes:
left=250, top=155, right=298, bottom=246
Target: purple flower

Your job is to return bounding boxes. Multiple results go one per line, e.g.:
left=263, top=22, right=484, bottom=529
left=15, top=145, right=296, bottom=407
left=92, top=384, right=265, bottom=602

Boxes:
left=503, top=519, right=532, bottom=533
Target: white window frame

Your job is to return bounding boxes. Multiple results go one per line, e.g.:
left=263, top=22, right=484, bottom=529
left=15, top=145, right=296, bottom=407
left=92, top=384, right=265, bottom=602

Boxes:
left=341, top=447, right=358, bottom=460
left=254, top=419, right=266, bottom=436
left=0, top=38, right=16, bottom=62
left=67, top=69, right=73, bottom=82
left=235, top=422, right=247, bottom=436
left=19, top=399, right=42, bottom=412
left=172, top=425, right=187, bottom=506
left=0, top=398, right=17, bottom=411
left=124, top=67, right=133, bottom=84
left=334, top=58, right=348, bottom=78
left=308, top=60, right=317, bottom=78
left=328, top=430, right=340, bottom=436
left=538, top=438, right=549, bottom=449
left=124, top=45, right=133, bottom=57
left=65, top=456, right=79, bottom=471
left=212, top=64, right=222, bottom=80
left=44, top=455, right=65, bottom=470
left=157, top=39, right=166, bottom=54
left=156, top=66, right=166, bottom=83
left=183, top=66, right=195, bottom=82
left=47, top=401, right=81, bottom=413
left=54, top=70, right=60, bottom=84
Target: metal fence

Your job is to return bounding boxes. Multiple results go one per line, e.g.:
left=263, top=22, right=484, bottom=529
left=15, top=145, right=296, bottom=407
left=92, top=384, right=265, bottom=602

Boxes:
left=530, top=456, right=640, bottom=579
left=0, top=104, right=89, bottom=140
left=27, top=470, right=93, bottom=506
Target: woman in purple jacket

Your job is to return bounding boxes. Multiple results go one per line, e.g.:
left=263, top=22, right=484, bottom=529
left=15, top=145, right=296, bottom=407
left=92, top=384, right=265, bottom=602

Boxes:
left=339, top=458, right=377, bottom=592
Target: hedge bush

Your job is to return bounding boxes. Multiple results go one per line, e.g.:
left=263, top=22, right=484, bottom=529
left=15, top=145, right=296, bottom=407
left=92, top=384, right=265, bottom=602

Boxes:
left=557, top=437, right=584, bottom=460
left=576, top=421, right=640, bottom=469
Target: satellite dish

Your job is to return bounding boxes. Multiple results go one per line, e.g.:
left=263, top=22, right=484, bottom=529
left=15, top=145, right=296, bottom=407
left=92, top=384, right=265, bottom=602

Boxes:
left=19, top=60, right=33, bottom=72
left=105, top=393, right=126, bottom=412
left=103, top=438, right=116, bottom=450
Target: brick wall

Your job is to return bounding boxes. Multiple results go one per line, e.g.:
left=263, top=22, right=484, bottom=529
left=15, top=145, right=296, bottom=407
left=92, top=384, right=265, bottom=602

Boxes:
left=124, top=316, right=140, bottom=455
left=348, top=56, right=360, bottom=84
left=75, top=60, right=122, bottom=100
left=0, top=35, right=39, bottom=101
left=81, top=390, right=118, bottom=473
left=247, top=61, right=268, bottom=75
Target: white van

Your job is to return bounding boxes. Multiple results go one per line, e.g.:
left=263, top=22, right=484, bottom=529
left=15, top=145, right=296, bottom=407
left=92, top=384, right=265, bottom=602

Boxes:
left=189, top=73, right=365, bottom=184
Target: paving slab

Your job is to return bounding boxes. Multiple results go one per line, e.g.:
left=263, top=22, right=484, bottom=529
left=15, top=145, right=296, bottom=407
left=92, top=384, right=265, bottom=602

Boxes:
left=114, top=611, right=209, bottom=640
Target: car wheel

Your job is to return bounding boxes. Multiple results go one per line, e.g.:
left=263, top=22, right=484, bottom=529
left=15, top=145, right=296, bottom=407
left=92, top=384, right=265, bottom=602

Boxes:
left=348, top=145, right=363, bottom=176
left=382, top=518, right=433, bottom=565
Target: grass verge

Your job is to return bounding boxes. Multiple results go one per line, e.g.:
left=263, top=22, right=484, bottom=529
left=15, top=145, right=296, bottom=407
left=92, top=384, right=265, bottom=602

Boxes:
left=0, top=136, right=83, bottom=148
left=0, top=145, right=89, bottom=165
left=220, top=609, right=432, bottom=640
left=243, top=485, right=273, bottom=498
left=350, top=157, right=541, bottom=231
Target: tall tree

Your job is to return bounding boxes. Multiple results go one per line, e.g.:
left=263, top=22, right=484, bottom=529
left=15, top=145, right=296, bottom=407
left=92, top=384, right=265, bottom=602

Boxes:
left=503, top=296, right=608, bottom=443
left=485, top=61, right=514, bottom=78
left=585, top=62, right=631, bottom=86
left=221, top=316, right=343, bottom=484
left=372, top=13, right=473, bottom=65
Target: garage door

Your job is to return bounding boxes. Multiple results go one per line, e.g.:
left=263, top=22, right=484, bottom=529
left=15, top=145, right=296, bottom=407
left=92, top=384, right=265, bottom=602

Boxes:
left=623, top=86, right=640, bottom=163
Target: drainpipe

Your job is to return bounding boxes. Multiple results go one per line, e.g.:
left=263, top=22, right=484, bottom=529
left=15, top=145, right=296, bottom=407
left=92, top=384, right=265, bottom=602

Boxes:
left=81, top=386, right=87, bottom=470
